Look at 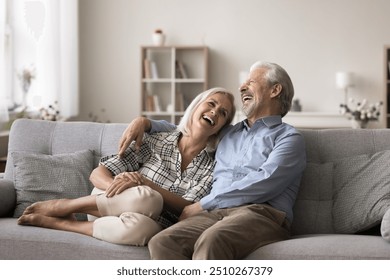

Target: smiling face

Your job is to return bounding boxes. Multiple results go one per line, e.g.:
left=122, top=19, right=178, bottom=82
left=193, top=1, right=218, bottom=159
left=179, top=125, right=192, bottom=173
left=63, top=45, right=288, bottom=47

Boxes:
left=191, top=92, right=234, bottom=137
left=239, top=67, right=282, bottom=125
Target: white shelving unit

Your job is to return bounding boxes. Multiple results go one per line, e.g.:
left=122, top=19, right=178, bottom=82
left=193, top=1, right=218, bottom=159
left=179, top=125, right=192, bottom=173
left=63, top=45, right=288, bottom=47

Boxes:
left=141, top=46, right=208, bottom=124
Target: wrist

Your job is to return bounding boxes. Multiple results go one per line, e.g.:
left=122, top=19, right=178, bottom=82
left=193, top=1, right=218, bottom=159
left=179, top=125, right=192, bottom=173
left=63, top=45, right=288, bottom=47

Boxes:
left=140, top=117, right=151, bottom=132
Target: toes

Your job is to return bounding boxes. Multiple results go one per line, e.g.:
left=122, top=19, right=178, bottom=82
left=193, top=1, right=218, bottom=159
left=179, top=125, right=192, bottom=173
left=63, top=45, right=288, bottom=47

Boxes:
left=18, top=215, right=30, bottom=225
left=23, top=205, right=34, bottom=215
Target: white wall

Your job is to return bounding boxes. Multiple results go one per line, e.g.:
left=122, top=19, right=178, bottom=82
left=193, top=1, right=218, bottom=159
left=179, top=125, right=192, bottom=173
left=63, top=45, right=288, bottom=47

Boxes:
left=78, top=0, right=390, bottom=127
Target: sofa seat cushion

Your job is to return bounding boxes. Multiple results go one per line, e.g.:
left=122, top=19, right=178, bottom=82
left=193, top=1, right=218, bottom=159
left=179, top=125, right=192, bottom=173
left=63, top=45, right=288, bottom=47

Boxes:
left=245, top=234, right=390, bottom=260
left=0, top=218, right=150, bottom=260
left=11, top=150, right=95, bottom=219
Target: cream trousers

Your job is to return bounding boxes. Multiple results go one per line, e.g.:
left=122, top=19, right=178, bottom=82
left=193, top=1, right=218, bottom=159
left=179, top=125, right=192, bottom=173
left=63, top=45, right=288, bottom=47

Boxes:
left=90, top=186, right=163, bottom=246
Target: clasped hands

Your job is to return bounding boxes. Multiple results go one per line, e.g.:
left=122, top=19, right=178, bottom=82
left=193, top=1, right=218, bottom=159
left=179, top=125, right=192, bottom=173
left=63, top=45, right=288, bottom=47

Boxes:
left=105, top=171, right=145, bottom=197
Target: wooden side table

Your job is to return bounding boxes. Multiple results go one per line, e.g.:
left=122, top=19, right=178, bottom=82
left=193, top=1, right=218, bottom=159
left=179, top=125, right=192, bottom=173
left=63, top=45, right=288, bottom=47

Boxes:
left=0, top=130, right=9, bottom=173
left=0, top=156, right=7, bottom=173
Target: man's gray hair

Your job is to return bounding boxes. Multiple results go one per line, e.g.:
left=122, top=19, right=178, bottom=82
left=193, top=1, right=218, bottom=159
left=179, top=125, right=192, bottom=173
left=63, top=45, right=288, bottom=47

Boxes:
left=250, top=61, right=294, bottom=117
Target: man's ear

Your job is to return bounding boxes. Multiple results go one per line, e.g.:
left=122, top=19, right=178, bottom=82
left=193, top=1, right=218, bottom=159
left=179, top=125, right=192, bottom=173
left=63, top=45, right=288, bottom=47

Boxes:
left=270, top=84, right=282, bottom=99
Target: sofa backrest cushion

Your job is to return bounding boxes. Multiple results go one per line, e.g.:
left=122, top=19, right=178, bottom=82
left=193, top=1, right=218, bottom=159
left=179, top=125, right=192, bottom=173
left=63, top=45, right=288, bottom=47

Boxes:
left=290, top=161, right=334, bottom=234
left=5, top=119, right=128, bottom=182
left=292, top=129, right=390, bottom=235
left=11, top=149, right=95, bottom=219
left=4, top=119, right=127, bottom=181
left=332, top=150, right=390, bottom=233
left=4, top=119, right=129, bottom=219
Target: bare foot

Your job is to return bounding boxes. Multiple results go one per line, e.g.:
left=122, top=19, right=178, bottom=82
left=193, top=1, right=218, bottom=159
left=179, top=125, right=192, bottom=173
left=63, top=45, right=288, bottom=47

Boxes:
left=18, top=213, right=94, bottom=236
left=18, top=213, right=51, bottom=227
left=23, top=199, right=72, bottom=217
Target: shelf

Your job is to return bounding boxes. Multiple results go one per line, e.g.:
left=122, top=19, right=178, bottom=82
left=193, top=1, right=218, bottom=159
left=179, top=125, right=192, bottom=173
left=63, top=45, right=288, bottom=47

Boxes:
left=174, top=79, right=205, bottom=83
left=0, top=130, right=9, bottom=158
left=142, top=111, right=173, bottom=116
left=140, top=46, right=208, bottom=124
left=233, top=111, right=351, bottom=129
left=0, top=130, right=10, bottom=137
left=142, top=78, right=172, bottom=83
left=141, top=78, right=205, bottom=83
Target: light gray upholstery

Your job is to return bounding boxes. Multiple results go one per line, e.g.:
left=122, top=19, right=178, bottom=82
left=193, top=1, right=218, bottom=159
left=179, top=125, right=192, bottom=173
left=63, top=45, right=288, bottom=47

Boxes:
left=245, top=234, right=390, bottom=260
left=1, top=119, right=390, bottom=259
left=0, top=218, right=150, bottom=259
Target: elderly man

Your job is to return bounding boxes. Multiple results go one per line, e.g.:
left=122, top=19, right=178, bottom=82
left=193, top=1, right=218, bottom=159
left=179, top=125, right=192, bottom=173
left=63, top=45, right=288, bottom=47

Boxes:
left=118, top=61, right=306, bottom=259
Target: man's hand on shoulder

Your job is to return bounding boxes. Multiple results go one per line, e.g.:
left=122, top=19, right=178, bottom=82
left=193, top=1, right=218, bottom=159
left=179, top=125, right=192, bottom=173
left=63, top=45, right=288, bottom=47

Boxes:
left=179, top=202, right=204, bottom=221
left=118, top=117, right=151, bottom=157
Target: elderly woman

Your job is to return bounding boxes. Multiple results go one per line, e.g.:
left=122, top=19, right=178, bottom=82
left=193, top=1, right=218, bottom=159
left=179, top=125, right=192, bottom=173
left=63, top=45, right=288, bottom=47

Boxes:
left=18, top=87, right=236, bottom=246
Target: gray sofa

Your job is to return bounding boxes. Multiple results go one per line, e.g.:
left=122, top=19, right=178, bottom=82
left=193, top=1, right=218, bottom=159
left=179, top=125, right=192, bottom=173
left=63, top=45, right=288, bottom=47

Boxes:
left=1, top=118, right=390, bottom=260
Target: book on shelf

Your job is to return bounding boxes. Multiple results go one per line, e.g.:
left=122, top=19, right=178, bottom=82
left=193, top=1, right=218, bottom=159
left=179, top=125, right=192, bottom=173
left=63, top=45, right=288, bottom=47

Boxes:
left=144, top=93, right=161, bottom=112
left=144, top=59, right=159, bottom=79
left=175, top=91, right=184, bottom=112
left=150, top=61, right=159, bottom=79
left=153, top=95, right=161, bottom=112
left=143, top=91, right=154, bottom=111
left=144, top=59, right=151, bottom=79
left=175, top=61, right=182, bottom=78
left=175, top=60, right=188, bottom=79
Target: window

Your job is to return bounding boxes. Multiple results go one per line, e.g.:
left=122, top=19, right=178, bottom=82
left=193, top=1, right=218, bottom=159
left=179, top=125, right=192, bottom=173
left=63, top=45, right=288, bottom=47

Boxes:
left=0, top=0, right=12, bottom=116
left=0, top=0, right=79, bottom=125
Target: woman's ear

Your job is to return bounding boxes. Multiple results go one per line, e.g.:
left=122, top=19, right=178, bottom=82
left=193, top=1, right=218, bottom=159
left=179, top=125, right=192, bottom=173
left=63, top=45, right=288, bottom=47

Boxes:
left=270, top=84, right=282, bottom=99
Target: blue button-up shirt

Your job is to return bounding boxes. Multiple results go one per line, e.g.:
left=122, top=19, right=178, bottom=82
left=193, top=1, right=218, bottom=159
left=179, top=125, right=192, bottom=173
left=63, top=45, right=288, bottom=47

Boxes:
left=151, top=115, right=306, bottom=223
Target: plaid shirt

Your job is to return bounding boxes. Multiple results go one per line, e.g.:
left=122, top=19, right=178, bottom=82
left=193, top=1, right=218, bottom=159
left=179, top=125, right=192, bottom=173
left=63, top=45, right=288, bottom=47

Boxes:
left=100, top=131, right=215, bottom=228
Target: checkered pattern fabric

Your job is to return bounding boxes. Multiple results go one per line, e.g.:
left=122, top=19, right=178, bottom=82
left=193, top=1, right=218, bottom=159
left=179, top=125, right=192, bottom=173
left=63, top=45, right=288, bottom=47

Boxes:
left=100, top=131, right=215, bottom=228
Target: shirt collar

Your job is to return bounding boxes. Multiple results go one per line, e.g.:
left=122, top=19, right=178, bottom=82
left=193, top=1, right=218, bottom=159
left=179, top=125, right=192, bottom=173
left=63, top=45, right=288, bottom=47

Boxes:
left=239, top=115, right=282, bottom=130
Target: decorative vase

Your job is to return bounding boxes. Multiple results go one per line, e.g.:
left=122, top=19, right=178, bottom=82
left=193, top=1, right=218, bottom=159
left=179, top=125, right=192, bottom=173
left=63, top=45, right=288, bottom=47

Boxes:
left=152, top=32, right=165, bottom=46
left=351, top=119, right=368, bottom=129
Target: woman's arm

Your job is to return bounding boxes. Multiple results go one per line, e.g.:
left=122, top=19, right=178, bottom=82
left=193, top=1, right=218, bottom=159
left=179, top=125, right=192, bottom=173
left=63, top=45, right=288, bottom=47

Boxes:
left=118, top=117, right=151, bottom=157
left=141, top=176, right=192, bottom=216
left=89, top=165, right=114, bottom=191
left=118, top=117, right=177, bottom=157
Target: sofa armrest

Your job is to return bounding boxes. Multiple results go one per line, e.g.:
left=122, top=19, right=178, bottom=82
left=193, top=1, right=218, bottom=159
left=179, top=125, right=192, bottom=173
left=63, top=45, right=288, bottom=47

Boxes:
left=0, top=179, right=16, bottom=217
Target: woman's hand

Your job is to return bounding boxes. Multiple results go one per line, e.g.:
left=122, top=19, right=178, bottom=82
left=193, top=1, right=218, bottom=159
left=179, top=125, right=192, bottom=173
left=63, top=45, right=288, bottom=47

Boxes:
left=105, top=172, right=144, bottom=197
left=179, top=202, right=204, bottom=221
left=118, top=117, right=151, bottom=157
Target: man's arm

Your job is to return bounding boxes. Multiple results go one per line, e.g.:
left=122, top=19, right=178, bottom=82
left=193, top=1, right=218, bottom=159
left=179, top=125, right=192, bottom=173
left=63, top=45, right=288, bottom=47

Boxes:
left=118, top=117, right=176, bottom=157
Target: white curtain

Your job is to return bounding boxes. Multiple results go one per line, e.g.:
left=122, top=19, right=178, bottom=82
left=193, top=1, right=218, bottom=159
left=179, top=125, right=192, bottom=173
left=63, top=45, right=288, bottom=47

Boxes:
left=0, top=0, right=9, bottom=122
left=35, top=0, right=78, bottom=118
left=12, top=0, right=78, bottom=118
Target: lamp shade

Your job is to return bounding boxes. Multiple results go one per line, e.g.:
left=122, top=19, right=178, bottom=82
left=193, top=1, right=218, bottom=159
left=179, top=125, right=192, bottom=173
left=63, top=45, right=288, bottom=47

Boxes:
left=336, top=72, right=354, bottom=89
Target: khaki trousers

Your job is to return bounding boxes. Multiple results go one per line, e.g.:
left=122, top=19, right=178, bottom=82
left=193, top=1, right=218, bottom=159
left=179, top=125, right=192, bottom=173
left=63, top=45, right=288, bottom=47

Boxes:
left=92, top=186, right=163, bottom=246
left=148, top=204, right=290, bottom=259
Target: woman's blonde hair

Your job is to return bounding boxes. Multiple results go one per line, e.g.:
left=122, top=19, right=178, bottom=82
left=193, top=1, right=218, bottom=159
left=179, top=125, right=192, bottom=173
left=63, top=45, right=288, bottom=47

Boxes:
left=177, top=87, right=236, bottom=151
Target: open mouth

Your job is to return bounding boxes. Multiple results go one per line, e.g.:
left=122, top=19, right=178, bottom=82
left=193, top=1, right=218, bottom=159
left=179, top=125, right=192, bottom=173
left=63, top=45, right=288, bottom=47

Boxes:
left=202, top=115, right=215, bottom=126
left=242, top=94, right=253, bottom=103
